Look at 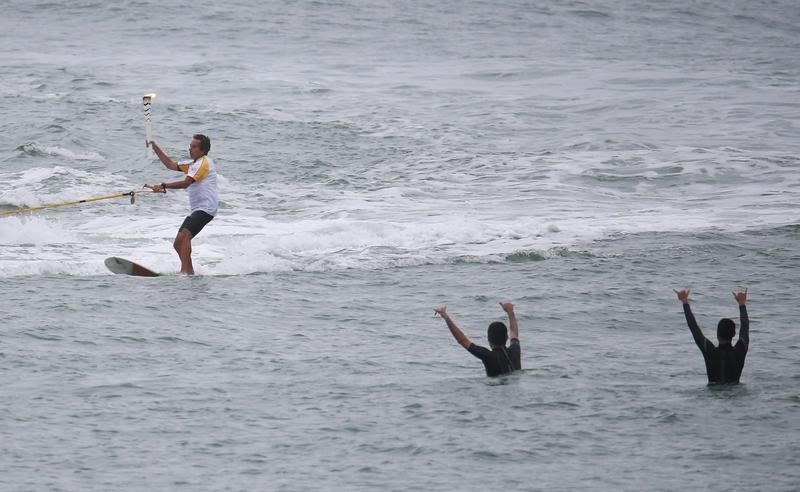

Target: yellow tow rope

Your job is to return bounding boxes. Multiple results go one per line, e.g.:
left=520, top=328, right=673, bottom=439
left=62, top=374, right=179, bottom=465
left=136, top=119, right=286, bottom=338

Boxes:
left=0, top=190, right=142, bottom=218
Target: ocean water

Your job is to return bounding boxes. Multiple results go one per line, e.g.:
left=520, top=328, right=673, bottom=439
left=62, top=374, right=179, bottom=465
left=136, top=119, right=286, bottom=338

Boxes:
left=1, top=0, right=799, bottom=490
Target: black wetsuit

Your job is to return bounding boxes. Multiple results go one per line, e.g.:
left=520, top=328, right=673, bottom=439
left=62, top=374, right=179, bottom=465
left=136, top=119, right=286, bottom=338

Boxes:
left=467, top=339, right=521, bottom=377
left=683, top=303, right=749, bottom=384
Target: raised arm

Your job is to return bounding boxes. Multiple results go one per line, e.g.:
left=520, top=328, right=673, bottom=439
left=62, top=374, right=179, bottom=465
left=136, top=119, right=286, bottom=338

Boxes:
left=147, top=140, right=180, bottom=171
left=675, top=289, right=709, bottom=352
left=733, top=289, right=749, bottom=349
left=434, top=306, right=472, bottom=349
left=500, top=302, right=519, bottom=340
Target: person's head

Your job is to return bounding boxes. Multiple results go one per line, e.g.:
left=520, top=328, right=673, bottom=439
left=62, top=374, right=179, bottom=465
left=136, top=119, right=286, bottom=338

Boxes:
left=189, top=134, right=211, bottom=159
left=717, top=318, right=736, bottom=343
left=487, top=321, right=508, bottom=347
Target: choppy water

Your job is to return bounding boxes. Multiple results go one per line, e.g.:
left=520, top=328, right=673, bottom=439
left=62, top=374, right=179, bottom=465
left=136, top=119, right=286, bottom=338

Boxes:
left=1, top=0, right=799, bottom=490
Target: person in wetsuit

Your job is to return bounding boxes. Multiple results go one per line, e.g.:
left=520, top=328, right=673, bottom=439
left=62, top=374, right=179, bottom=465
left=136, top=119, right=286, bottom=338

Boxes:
left=434, top=302, right=520, bottom=377
left=675, top=288, right=749, bottom=384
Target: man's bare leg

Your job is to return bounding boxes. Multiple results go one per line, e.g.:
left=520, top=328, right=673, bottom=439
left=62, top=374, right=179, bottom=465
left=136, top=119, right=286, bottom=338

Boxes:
left=174, top=228, right=194, bottom=275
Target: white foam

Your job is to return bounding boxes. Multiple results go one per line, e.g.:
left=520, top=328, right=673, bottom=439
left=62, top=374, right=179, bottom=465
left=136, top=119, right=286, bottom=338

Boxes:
left=17, top=143, right=104, bottom=162
left=42, top=145, right=104, bottom=162
left=1, top=166, right=140, bottom=208
left=0, top=216, right=79, bottom=245
left=1, top=146, right=798, bottom=278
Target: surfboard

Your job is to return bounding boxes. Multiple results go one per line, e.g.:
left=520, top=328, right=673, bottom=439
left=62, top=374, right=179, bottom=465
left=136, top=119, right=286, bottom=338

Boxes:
left=104, top=257, right=161, bottom=277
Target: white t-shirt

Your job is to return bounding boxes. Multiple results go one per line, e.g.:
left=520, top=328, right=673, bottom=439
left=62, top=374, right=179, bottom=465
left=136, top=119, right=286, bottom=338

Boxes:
left=177, top=155, right=219, bottom=216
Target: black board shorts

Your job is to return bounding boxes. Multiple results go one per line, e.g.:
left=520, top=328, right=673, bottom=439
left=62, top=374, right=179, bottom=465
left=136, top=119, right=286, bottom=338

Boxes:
left=180, top=210, right=214, bottom=237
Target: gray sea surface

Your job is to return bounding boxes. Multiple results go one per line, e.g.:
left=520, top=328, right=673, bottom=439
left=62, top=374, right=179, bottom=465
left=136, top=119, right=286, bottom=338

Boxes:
left=1, top=0, right=799, bottom=490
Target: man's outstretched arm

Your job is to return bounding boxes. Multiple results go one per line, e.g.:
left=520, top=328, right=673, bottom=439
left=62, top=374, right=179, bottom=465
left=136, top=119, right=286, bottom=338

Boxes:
left=434, top=306, right=472, bottom=349
left=145, top=175, right=196, bottom=194
left=500, top=302, right=519, bottom=340
left=734, top=289, right=749, bottom=350
left=147, top=140, right=179, bottom=171
left=675, top=289, right=709, bottom=352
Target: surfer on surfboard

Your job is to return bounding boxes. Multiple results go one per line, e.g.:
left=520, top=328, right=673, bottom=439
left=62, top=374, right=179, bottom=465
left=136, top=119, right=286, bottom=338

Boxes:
left=145, top=134, right=218, bottom=275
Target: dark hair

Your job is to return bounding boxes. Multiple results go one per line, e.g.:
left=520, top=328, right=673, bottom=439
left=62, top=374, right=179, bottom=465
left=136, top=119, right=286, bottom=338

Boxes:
left=717, top=318, right=736, bottom=341
left=193, top=134, right=211, bottom=154
left=487, top=321, right=508, bottom=346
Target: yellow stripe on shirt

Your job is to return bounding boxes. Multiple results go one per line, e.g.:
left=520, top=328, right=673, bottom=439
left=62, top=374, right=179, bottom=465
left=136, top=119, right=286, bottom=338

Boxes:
left=191, top=156, right=210, bottom=182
